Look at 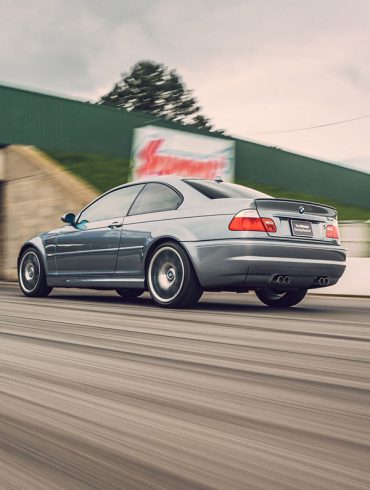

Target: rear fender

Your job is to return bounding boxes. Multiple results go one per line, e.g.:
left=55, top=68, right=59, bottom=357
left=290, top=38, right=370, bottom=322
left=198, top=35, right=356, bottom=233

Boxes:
left=142, top=235, right=202, bottom=286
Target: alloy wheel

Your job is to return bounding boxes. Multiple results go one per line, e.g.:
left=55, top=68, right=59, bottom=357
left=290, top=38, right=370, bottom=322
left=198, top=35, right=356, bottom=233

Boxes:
left=148, top=246, right=185, bottom=303
left=19, top=251, right=41, bottom=293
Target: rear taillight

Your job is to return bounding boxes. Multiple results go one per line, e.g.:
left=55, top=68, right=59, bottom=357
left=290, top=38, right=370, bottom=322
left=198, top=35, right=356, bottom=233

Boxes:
left=229, top=210, right=277, bottom=232
left=261, top=217, right=277, bottom=233
left=326, top=224, right=340, bottom=239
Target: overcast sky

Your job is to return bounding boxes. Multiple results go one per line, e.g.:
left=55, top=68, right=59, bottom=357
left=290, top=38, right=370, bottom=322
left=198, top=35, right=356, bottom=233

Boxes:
left=1, top=0, right=370, bottom=173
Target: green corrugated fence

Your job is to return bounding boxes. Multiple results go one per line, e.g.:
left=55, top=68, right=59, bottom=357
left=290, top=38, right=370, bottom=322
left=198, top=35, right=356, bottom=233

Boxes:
left=0, top=83, right=369, bottom=208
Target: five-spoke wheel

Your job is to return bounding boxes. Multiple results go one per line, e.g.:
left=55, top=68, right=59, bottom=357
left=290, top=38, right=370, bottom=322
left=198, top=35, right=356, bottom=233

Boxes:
left=147, top=242, right=202, bottom=308
left=18, top=248, right=52, bottom=297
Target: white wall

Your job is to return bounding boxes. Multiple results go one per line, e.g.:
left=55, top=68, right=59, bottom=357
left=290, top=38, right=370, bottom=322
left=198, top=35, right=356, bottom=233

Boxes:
left=312, top=223, right=370, bottom=296
left=340, top=222, right=370, bottom=258
left=312, top=258, right=370, bottom=296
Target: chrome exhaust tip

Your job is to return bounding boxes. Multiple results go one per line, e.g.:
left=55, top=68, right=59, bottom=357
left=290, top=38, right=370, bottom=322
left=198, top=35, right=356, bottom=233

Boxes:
left=273, top=275, right=291, bottom=285
left=277, top=275, right=285, bottom=284
left=318, top=276, right=329, bottom=286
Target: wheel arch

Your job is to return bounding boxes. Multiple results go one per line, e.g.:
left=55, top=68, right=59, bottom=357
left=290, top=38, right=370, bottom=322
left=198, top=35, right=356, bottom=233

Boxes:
left=17, top=239, right=47, bottom=271
left=143, top=236, right=201, bottom=286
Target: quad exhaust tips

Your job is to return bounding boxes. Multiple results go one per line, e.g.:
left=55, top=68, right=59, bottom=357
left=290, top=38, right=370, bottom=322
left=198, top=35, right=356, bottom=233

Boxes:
left=317, top=276, right=330, bottom=286
left=272, top=275, right=330, bottom=287
left=273, top=275, right=291, bottom=285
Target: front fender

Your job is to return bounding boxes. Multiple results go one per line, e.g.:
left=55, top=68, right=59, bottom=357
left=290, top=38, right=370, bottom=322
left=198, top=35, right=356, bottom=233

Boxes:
left=18, top=236, right=48, bottom=272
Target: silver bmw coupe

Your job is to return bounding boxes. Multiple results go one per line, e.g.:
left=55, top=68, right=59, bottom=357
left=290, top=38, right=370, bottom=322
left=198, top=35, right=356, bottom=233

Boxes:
left=18, top=177, right=346, bottom=308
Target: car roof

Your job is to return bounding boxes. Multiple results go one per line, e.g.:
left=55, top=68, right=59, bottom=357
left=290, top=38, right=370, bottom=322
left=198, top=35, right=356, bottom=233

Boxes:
left=127, top=176, right=198, bottom=185
left=79, top=176, right=266, bottom=218
left=105, top=176, right=208, bottom=199
left=110, top=175, right=212, bottom=193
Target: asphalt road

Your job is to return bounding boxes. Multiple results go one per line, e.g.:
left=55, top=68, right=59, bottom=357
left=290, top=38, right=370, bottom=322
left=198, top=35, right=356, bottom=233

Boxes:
left=0, top=282, right=369, bottom=490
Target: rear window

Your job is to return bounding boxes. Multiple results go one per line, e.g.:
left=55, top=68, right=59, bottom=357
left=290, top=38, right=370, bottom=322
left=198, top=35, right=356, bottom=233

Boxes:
left=184, top=180, right=270, bottom=199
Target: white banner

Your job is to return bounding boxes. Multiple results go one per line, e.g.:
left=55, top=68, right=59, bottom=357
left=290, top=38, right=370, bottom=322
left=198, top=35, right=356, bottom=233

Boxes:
left=130, top=125, right=235, bottom=182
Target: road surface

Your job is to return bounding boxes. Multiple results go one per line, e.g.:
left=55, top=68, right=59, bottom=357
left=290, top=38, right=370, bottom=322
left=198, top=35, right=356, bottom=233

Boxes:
left=0, top=282, right=369, bottom=489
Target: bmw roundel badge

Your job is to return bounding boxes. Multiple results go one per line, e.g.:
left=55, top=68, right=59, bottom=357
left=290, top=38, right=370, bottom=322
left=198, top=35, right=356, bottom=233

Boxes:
left=299, top=205, right=305, bottom=214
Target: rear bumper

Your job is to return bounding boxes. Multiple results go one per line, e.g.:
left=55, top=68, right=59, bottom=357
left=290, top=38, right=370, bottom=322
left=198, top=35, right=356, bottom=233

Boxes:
left=182, top=238, right=346, bottom=290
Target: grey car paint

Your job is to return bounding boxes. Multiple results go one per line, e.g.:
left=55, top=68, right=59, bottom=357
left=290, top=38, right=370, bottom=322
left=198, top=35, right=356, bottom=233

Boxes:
left=19, top=176, right=347, bottom=291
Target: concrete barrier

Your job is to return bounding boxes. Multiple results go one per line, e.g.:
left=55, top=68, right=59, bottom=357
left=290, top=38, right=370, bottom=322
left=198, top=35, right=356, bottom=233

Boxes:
left=340, top=222, right=370, bottom=257
left=0, top=145, right=98, bottom=280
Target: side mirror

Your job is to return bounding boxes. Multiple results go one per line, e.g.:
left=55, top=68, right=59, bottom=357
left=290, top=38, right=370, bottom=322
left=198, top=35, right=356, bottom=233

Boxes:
left=61, top=213, right=76, bottom=226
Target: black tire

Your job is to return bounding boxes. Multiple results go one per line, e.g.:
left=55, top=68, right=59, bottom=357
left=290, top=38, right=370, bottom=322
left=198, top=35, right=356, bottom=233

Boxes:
left=255, top=288, right=307, bottom=307
left=115, top=288, right=144, bottom=299
left=18, top=247, right=53, bottom=298
left=147, top=241, right=203, bottom=308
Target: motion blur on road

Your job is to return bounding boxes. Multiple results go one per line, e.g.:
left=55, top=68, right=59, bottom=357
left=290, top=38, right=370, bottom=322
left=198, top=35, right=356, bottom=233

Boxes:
left=0, top=282, right=369, bottom=490
left=1, top=2, right=370, bottom=488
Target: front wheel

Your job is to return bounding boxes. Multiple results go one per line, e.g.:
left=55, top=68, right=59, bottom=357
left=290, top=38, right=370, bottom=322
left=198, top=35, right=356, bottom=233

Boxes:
left=18, top=248, right=52, bottom=298
left=147, top=242, right=203, bottom=308
left=255, top=288, right=307, bottom=307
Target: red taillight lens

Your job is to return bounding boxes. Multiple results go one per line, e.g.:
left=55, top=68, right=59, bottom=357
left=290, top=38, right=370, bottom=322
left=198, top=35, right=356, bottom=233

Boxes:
left=229, top=210, right=276, bottom=232
left=261, top=217, right=277, bottom=233
left=229, top=216, right=265, bottom=231
left=326, top=224, right=340, bottom=239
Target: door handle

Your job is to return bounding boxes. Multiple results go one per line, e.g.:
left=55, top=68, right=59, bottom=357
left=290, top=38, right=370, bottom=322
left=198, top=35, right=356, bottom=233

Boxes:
left=108, top=222, right=122, bottom=229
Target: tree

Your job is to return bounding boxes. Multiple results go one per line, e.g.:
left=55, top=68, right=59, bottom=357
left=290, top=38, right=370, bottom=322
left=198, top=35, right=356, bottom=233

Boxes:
left=98, top=60, right=215, bottom=131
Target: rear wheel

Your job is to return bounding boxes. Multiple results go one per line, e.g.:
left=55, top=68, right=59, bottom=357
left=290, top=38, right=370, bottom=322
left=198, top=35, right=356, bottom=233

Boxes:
left=18, top=248, right=52, bottom=298
left=147, top=242, right=202, bottom=308
left=115, top=288, right=144, bottom=299
left=255, top=288, right=307, bottom=307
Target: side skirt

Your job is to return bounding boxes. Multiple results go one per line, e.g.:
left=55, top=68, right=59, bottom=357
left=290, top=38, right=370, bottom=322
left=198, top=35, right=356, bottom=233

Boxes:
left=47, top=276, right=145, bottom=289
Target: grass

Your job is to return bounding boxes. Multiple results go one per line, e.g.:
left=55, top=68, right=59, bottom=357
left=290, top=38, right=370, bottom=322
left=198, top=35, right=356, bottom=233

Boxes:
left=46, top=150, right=131, bottom=193
left=45, top=150, right=370, bottom=221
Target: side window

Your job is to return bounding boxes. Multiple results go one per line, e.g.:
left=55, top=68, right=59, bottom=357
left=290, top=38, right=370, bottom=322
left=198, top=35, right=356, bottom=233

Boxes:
left=78, top=185, right=144, bottom=223
left=129, top=183, right=182, bottom=215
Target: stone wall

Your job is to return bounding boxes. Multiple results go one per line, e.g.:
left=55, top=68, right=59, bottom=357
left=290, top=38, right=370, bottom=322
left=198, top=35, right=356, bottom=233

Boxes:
left=0, top=145, right=97, bottom=280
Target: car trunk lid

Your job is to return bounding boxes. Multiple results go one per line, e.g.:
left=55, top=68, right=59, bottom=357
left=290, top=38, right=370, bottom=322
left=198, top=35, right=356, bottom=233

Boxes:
left=254, top=198, right=338, bottom=242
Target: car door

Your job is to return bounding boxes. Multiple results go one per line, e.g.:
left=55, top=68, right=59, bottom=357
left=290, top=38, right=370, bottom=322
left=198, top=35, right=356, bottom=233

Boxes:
left=116, top=183, right=183, bottom=277
left=55, top=184, right=144, bottom=277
